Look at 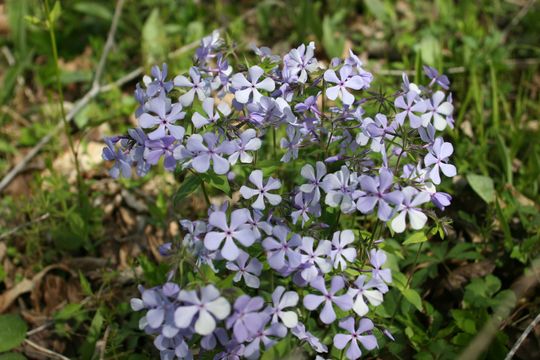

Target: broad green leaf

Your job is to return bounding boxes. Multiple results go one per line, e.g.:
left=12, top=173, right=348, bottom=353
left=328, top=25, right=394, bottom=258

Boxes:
left=200, top=173, right=230, bottom=195
left=142, top=9, right=168, bottom=66
left=466, top=174, right=495, bottom=203
left=403, top=232, right=427, bottom=245
left=402, top=288, right=423, bottom=311
left=416, top=35, right=440, bottom=66
left=173, top=175, right=201, bottom=206
left=73, top=2, right=113, bottom=21
left=0, top=314, right=27, bottom=352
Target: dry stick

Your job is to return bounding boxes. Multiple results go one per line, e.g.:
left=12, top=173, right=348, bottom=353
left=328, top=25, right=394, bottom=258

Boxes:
left=24, top=338, right=71, bottom=360
left=0, top=212, right=50, bottom=240
left=0, top=0, right=127, bottom=193
left=504, top=312, right=540, bottom=360
left=0, top=7, right=258, bottom=194
left=458, top=257, right=540, bottom=360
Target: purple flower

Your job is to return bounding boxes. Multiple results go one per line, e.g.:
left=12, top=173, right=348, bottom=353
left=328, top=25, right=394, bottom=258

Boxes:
left=174, top=284, right=230, bottom=335
left=291, top=323, right=328, bottom=353
left=390, top=187, right=431, bottom=233
left=298, top=236, right=332, bottom=282
left=424, top=137, right=456, bottom=184
left=154, top=334, right=191, bottom=360
left=226, top=295, right=268, bottom=343
left=324, top=66, right=366, bottom=105
left=355, top=169, right=403, bottom=221
left=431, top=191, right=452, bottom=210
left=333, top=317, right=377, bottom=360
left=283, top=42, right=318, bottom=83
left=344, top=50, right=373, bottom=87
left=245, top=209, right=273, bottom=239
left=348, top=275, right=384, bottom=316
left=421, top=90, right=453, bottom=130
left=394, top=90, right=427, bottom=128
left=300, top=161, right=327, bottom=204
left=240, top=170, right=282, bottom=210
left=201, top=327, right=228, bottom=350
left=174, top=66, right=209, bottom=106
left=294, top=94, right=321, bottom=118
left=266, top=286, right=299, bottom=328
left=330, top=230, right=357, bottom=270
left=144, top=136, right=178, bottom=171
left=291, top=192, right=320, bottom=227
left=204, top=209, right=256, bottom=261
left=369, top=249, right=392, bottom=291
left=231, top=65, right=275, bottom=104
left=215, top=340, right=245, bottom=360
left=146, top=63, right=174, bottom=97
left=322, top=165, right=358, bottom=213
left=228, top=129, right=261, bottom=165
left=195, top=30, right=222, bottom=64
left=423, top=65, right=450, bottom=90
left=244, top=323, right=287, bottom=359
left=280, top=126, right=302, bottom=162
left=131, top=286, right=180, bottom=338
left=186, top=133, right=232, bottom=175
left=102, top=137, right=131, bottom=178
left=303, top=276, right=353, bottom=324
left=226, top=251, right=262, bottom=288
left=262, top=225, right=302, bottom=271
left=191, top=98, right=231, bottom=129
left=138, top=96, right=185, bottom=140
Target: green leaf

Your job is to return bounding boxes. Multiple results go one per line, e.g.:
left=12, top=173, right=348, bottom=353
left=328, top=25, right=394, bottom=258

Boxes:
left=48, top=1, right=62, bottom=25
left=54, top=303, right=84, bottom=321
left=200, top=173, right=230, bottom=195
left=402, top=288, right=423, bottom=311
left=466, top=174, right=495, bottom=203
left=79, top=271, right=93, bottom=296
left=416, top=35, right=441, bottom=66
left=73, top=2, right=113, bottom=21
left=173, top=175, right=201, bottom=206
left=0, top=314, right=27, bottom=352
left=142, top=9, right=168, bottom=66
left=6, top=0, right=28, bottom=54
left=0, top=353, right=26, bottom=360
left=403, top=232, right=427, bottom=245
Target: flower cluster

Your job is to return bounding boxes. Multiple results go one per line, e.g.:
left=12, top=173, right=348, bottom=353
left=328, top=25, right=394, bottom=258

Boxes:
left=104, top=30, right=456, bottom=359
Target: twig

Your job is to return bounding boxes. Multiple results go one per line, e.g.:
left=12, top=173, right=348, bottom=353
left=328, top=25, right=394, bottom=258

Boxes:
left=504, top=312, right=540, bottom=360
left=0, top=0, right=129, bottom=194
left=26, top=321, right=54, bottom=336
left=502, top=0, right=537, bottom=40
left=97, top=326, right=111, bottom=360
left=24, top=338, right=71, bottom=360
left=0, top=213, right=50, bottom=240
left=458, top=256, right=540, bottom=359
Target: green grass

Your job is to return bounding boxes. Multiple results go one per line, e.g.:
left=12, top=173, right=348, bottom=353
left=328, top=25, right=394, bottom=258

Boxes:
left=0, top=0, right=539, bottom=359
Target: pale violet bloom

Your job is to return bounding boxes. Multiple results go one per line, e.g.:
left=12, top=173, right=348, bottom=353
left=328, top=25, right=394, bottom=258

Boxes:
left=191, top=98, right=231, bottom=129
left=348, top=275, right=384, bottom=316
left=355, top=169, right=403, bottom=221
left=185, top=133, right=232, bottom=175
left=394, top=90, right=427, bottom=128
left=266, top=286, right=299, bottom=328
left=138, top=96, right=185, bottom=140
left=280, top=125, right=302, bottom=162
left=174, top=66, right=209, bottom=106
left=421, top=90, right=454, bottom=130
left=262, top=225, right=302, bottom=271
left=324, top=65, right=366, bottom=105
left=231, top=65, right=275, bottom=104
left=300, top=161, right=327, bottom=204
left=283, top=42, right=318, bottom=83
left=369, top=249, right=392, bottom=292
left=244, top=323, right=286, bottom=359
left=322, top=165, right=359, bottom=213
left=174, top=285, right=230, bottom=336
left=228, top=129, right=261, bottom=165
left=303, top=276, right=353, bottom=324
left=333, top=317, right=378, bottom=360
left=226, top=251, right=262, bottom=289
left=390, top=187, right=431, bottom=233
left=291, top=323, right=328, bottom=353
left=330, top=230, right=357, bottom=270
left=298, top=236, right=332, bottom=282
left=424, top=137, right=456, bottom=185
left=204, top=209, right=256, bottom=261
left=226, top=295, right=267, bottom=343
left=240, top=170, right=282, bottom=210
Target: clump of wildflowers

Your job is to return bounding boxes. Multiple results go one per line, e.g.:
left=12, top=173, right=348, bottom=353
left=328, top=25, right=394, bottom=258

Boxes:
left=104, top=30, right=457, bottom=359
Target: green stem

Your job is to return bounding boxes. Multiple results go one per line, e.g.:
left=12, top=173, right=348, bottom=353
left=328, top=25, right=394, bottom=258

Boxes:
left=43, top=0, right=83, bottom=204
left=272, top=127, right=277, bottom=158
left=200, top=181, right=211, bottom=206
